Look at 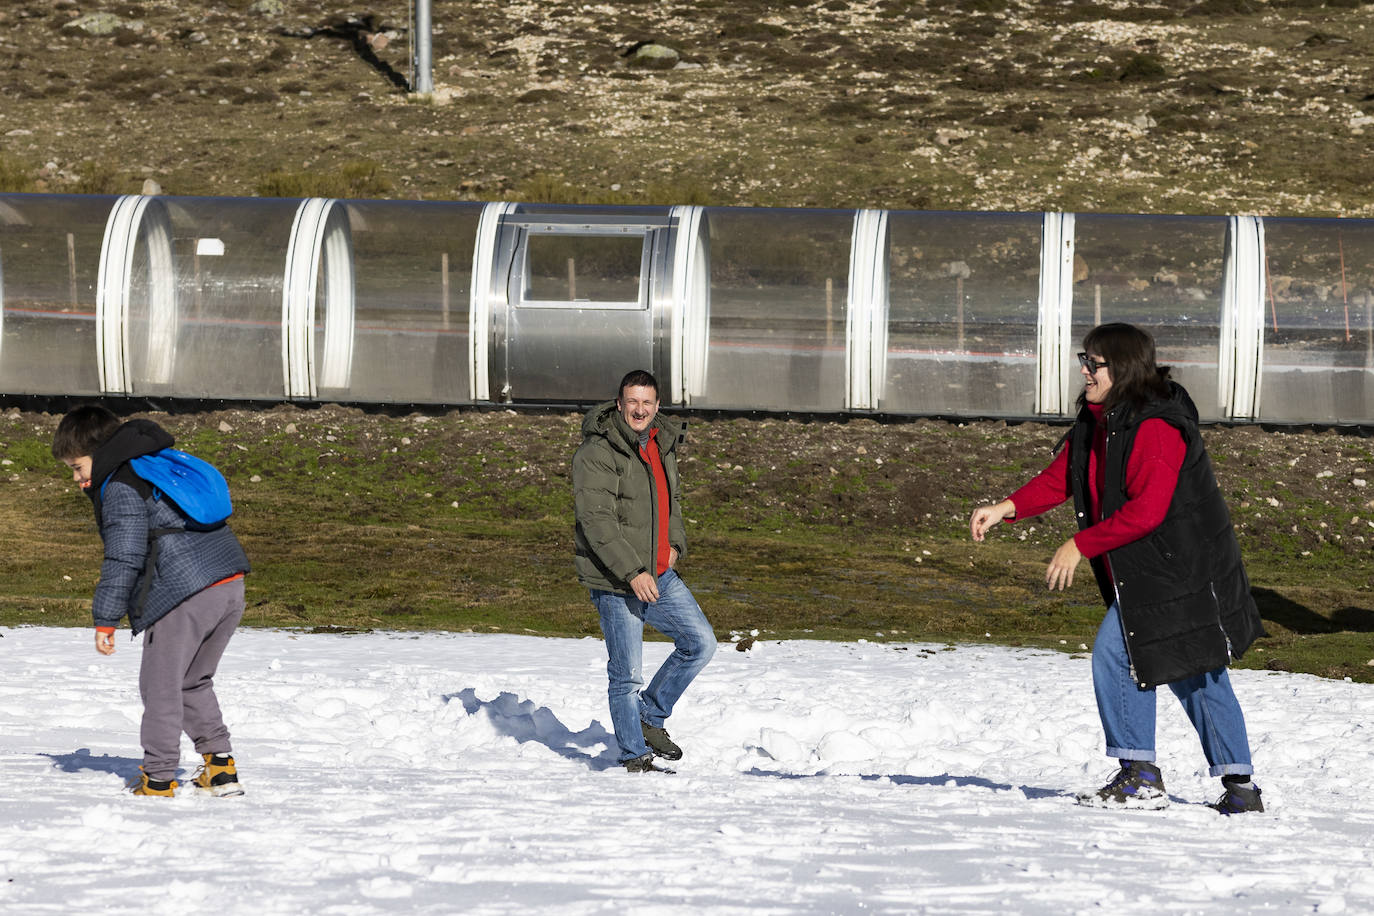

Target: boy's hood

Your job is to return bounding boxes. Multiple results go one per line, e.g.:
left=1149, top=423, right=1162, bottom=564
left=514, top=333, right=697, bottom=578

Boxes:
left=89, top=419, right=174, bottom=487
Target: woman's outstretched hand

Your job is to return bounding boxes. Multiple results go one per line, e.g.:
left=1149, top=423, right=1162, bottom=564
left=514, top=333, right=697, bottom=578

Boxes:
left=970, top=500, right=1016, bottom=542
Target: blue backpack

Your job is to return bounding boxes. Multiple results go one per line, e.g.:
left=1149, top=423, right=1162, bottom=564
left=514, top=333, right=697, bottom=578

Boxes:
left=102, top=448, right=233, bottom=530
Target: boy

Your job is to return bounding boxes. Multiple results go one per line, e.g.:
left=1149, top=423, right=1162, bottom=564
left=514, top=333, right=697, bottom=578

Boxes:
left=52, top=405, right=250, bottom=797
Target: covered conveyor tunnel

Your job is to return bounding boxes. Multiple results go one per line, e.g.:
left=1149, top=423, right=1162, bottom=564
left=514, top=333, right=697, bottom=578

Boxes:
left=1, top=192, right=1372, bottom=423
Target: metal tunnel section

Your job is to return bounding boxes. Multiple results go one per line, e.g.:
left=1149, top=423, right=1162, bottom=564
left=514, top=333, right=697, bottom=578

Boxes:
left=489, top=205, right=668, bottom=403
left=282, top=197, right=355, bottom=400
left=1, top=192, right=1372, bottom=424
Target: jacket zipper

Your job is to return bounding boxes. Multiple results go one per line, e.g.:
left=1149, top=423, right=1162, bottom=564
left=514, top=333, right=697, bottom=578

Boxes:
left=1103, top=414, right=1143, bottom=687
left=1210, top=581, right=1234, bottom=660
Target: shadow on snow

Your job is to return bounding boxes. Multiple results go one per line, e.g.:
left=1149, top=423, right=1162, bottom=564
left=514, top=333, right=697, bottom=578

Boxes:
left=42, top=747, right=142, bottom=779
left=740, top=766, right=1072, bottom=800
left=445, top=688, right=620, bottom=770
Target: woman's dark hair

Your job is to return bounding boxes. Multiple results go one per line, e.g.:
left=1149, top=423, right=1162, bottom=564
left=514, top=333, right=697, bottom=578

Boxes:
left=51, top=404, right=121, bottom=461
left=617, top=368, right=659, bottom=401
left=1078, top=322, right=1173, bottom=412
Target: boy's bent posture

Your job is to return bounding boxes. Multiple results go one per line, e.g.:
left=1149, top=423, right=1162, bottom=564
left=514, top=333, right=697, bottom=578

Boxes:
left=53, top=406, right=250, bottom=797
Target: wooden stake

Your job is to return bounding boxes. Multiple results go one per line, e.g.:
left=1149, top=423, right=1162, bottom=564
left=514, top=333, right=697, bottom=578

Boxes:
left=1339, top=232, right=1350, bottom=342
left=826, top=276, right=834, bottom=347
left=67, top=233, right=77, bottom=305
left=441, top=252, right=450, bottom=330
left=956, top=275, right=965, bottom=351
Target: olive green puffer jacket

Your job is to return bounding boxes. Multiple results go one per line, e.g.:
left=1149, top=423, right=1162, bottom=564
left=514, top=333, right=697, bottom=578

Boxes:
left=572, top=400, right=688, bottom=594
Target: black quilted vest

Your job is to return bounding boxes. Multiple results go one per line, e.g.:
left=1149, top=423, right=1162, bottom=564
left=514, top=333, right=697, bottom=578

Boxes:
left=1067, top=383, right=1264, bottom=688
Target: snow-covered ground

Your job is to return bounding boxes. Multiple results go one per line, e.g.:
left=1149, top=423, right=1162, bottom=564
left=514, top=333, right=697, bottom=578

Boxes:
left=1, top=625, right=1371, bottom=915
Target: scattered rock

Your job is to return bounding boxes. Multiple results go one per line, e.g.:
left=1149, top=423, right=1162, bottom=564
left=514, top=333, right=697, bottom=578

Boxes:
left=141, top=178, right=162, bottom=196
left=63, top=13, right=143, bottom=36
left=1299, top=32, right=1350, bottom=47
left=248, top=0, right=286, bottom=16
left=219, top=421, right=234, bottom=433
left=517, top=89, right=563, bottom=104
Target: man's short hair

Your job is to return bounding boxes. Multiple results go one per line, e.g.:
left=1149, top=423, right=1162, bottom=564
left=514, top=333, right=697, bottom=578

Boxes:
left=617, top=369, right=659, bottom=401
left=51, top=405, right=121, bottom=461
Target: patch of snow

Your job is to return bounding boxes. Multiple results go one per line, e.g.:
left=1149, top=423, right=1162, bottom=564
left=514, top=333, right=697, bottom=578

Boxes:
left=1, top=627, right=1371, bottom=913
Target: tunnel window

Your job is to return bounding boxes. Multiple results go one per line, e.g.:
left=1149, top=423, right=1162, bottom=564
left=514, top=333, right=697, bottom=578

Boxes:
left=520, top=232, right=645, bottom=308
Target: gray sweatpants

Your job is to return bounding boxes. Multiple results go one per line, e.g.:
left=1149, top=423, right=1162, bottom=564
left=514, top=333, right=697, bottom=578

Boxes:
left=138, top=578, right=245, bottom=780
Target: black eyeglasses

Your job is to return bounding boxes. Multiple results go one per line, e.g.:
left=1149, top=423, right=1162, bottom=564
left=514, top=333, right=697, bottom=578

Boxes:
left=1077, top=352, right=1109, bottom=373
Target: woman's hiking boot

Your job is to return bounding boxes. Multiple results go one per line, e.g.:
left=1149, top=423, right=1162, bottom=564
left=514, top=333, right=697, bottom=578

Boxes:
left=128, top=767, right=177, bottom=797
left=193, top=753, right=244, bottom=797
left=1208, top=778, right=1264, bottom=815
left=640, top=722, right=683, bottom=760
left=1076, top=760, right=1168, bottom=809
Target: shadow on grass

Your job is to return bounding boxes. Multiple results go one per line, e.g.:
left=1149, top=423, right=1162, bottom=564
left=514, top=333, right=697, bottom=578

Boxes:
left=446, top=688, right=618, bottom=770
left=1253, top=587, right=1374, bottom=634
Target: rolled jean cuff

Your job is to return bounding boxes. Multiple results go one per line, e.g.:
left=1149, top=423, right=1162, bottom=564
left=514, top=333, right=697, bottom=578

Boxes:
left=1211, top=763, right=1254, bottom=778
left=1106, top=746, right=1156, bottom=762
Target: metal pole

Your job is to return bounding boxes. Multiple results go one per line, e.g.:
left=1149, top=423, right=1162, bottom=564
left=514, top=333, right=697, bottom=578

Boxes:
left=412, top=0, right=433, bottom=93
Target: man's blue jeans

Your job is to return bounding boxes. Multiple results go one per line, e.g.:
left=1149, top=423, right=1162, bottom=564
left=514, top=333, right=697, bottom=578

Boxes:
left=1092, top=602, right=1253, bottom=777
left=592, top=569, right=717, bottom=762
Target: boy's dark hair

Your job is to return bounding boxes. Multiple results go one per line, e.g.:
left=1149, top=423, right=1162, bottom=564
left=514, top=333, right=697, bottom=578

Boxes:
left=1077, top=322, right=1173, bottom=413
left=51, top=405, right=121, bottom=461
left=617, top=369, right=659, bottom=401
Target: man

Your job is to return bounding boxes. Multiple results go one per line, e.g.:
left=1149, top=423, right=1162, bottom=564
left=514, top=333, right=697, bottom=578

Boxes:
left=573, top=369, right=717, bottom=773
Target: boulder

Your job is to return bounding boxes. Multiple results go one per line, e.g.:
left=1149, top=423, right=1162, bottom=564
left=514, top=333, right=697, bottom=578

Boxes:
left=625, top=43, right=680, bottom=71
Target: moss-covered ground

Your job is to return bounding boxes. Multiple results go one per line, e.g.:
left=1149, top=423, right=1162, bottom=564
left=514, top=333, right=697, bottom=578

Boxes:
left=2, top=403, right=1371, bottom=683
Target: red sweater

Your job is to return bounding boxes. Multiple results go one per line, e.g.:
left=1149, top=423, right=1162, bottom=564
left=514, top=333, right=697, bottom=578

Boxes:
left=639, top=429, right=673, bottom=576
left=1007, top=404, right=1186, bottom=559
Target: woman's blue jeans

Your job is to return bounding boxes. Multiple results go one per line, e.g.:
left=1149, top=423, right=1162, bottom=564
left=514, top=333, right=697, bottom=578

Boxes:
left=1092, top=602, right=1254, bottom=777
left=593, top=569, right=717, bottom=762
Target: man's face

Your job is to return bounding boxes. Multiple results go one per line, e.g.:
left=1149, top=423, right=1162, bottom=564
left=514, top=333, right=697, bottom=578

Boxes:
left=617, top=384, right=659, bottom=434
left=63, top=455, right=93, bottom=490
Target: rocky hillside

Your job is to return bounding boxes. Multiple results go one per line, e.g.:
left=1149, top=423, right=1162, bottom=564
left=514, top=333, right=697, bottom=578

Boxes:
left=1, top=0, right=1371, bottom=216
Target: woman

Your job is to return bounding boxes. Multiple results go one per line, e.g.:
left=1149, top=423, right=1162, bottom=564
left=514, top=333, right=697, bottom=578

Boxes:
left=970, top=323, right=1266, bottom=814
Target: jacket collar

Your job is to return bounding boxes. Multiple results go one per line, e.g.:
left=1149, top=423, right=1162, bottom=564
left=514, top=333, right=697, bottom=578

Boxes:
left=582, top=400, right=681, bottom=457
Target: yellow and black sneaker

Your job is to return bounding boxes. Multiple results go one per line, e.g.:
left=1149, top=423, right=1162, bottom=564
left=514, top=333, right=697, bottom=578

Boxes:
left=128, top=767, right=178, bottom=797
left=192, top=753, right=244, bottom=797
